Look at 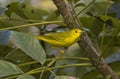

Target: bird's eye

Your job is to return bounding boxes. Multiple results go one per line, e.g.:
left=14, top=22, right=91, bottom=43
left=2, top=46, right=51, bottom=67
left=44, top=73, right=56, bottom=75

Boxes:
left=75, top=31, right=78, bottom=33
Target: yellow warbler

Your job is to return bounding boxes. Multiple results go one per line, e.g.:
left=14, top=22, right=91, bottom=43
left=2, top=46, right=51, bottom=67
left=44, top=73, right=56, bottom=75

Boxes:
left=34, top=29, right=82, bottom=47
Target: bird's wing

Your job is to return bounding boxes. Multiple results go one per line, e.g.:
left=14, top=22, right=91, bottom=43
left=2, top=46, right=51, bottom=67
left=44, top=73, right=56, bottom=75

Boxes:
left=44, top=31, right=70, bottom=41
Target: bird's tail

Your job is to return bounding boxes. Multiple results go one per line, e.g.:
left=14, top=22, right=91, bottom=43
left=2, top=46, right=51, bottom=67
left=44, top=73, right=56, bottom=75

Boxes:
left=34, top=35, right=48, bottom=42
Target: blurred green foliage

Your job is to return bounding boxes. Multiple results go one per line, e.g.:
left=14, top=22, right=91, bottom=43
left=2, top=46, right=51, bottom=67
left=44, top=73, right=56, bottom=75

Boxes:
left=0, top=0, right=120, bottom=79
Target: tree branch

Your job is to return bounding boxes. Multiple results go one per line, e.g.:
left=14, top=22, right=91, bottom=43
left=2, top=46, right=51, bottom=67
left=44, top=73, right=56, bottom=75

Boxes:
left=52, top=0, right=119, bottom=79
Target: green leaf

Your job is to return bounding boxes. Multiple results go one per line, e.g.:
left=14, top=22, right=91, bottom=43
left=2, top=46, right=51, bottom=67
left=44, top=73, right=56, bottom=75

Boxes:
left=10, top=31, right=46, bottom=64
left=79, top=17, right=95, bottom=29
left=80, top=53, right=120, bottom=79
left=54, top=76, right=79, bottom=79
left=5, top=2, right=28, bottom=19
left=108, top=3, right=120, bottom=19
left=0, top=60, right=23, bottom=78
left=88, top=2, right=107, bottom=15
left=0, top=44, right=33, bottom=65
left=98, top=36, right=120, bottom=47
left=0, top=18, right=28, bottom=30
left=99, top=15, right=120, bottom=35
left=74, top=3, right=86, bottom=8
left=68, top=0, right=80, bottom=3
left=68, top=0, right=73, bottom=3
left=106, top=53, right=120, bottom=63
left=80, top=69, right=102, bottom=79
left=111, top=0, right=120, bottom=3
left=5, top=2, right=48, bottom=20
left=0, top=44, right=12, bottom=58
left=109, top=60, right=120, bottom=73
left=17, top=74, right=36, bottom=79
left=55, top=43, right=89, bottom=77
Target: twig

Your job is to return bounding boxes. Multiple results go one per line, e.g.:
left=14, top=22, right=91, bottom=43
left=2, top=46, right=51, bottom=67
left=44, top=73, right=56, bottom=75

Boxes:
left=2, top=63, right=91, bottom=79
left=74, top=0, right=96, bottom=18
left=52, top=0, right=119, bottom=79
left=27, top=63, right=91, bottom=75
left=18, top=57, right=89, bottom=67
left=0, top=21, right=63, bottom=30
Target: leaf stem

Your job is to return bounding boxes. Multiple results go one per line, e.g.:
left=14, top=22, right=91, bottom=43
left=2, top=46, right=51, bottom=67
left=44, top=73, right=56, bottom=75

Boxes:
left=39, top=67, right=45, bottom=79
left=47, top=52, right=62, bottom=67
left=3, top=63, right=91, bottom=79
left=74, top=0, right=96, bottom=18
left=46, top=67, right=57, bottom=78
left=0, top=21, right=63, bottom=31
left=27, top=63, right=92, bottom=75
left=18, top=57, right=89, bottom=67
left=100, top=0, right=110, bottom=54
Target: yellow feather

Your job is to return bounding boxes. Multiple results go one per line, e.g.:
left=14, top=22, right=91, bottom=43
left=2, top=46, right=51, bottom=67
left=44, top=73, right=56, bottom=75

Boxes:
left=34, top=29, right=82, bottom=47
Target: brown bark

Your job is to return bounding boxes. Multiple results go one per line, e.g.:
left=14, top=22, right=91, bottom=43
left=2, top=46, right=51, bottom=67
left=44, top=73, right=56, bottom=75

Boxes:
left=52, top=0, right=119, bottom=79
